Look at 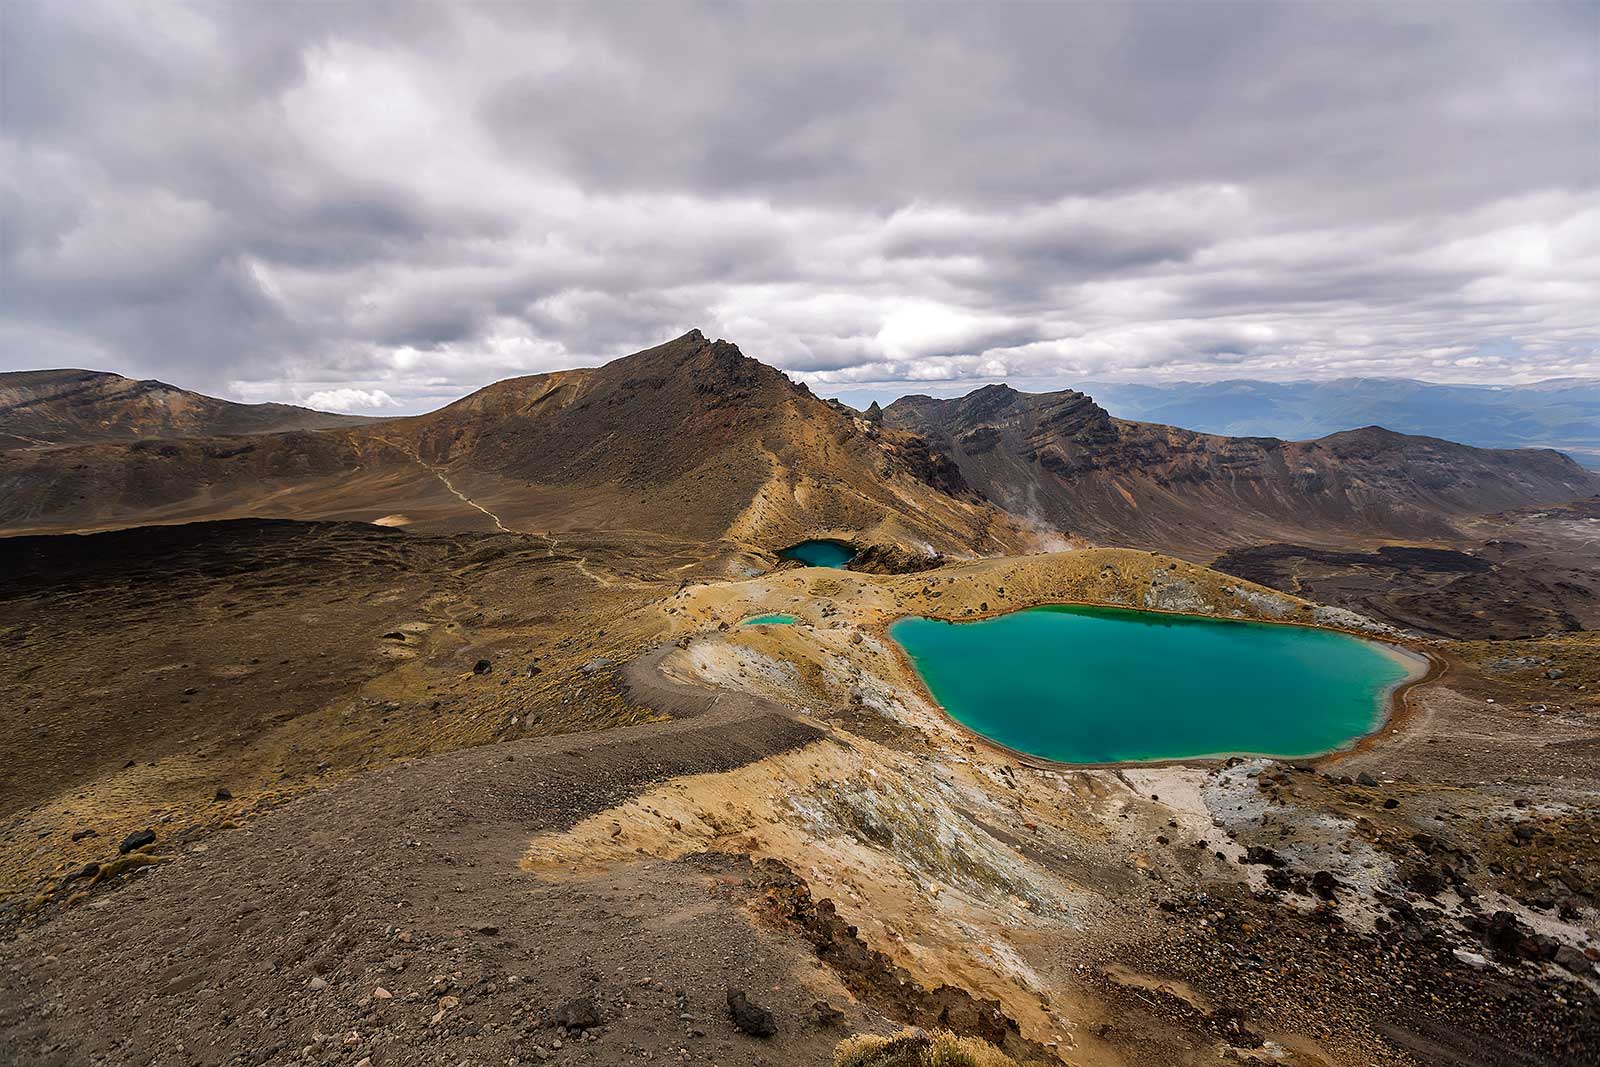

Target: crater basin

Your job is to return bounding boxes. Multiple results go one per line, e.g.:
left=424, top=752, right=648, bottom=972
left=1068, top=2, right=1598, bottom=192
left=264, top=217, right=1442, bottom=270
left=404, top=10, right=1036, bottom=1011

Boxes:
left=778, top=540, right=855, bottom=568
left=889, top=604, right=1426, bottom=764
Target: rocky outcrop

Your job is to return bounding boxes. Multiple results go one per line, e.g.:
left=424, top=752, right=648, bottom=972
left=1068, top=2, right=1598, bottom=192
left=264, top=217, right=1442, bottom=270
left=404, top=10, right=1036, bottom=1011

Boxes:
left=750, top=859, right=1054, bottom=1063
left=845, top=543, right=944, bottom=575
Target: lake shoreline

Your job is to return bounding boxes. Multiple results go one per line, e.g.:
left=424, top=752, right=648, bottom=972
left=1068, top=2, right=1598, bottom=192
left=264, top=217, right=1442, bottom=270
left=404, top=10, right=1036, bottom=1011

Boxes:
left=879, top=600, right=1441, bottom=771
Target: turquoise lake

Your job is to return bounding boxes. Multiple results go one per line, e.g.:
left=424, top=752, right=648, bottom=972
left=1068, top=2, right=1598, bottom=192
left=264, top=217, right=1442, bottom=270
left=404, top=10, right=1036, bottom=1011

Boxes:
left=889, top=605, right=1421, bottom=764
left=742, top=613, right=796, bottom=625
left=778, top=540, right=855, bottom=568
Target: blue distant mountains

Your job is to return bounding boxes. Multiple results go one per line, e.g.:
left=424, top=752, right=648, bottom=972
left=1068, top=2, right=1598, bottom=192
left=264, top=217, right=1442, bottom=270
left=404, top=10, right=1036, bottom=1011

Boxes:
left=1079, top=377, right=1600, bottom=468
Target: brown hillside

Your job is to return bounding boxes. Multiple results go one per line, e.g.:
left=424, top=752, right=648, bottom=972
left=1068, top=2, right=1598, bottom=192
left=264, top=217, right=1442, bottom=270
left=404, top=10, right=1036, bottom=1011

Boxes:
left=884, top=384, right=1600, bottom=555
left=0, top=369, right=377, bottom=450
left=0, top=334, right=1015, bottom=555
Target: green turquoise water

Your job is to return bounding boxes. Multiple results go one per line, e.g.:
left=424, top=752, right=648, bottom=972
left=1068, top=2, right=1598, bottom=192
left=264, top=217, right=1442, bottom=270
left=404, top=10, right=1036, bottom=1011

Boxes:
left=743, top=613, right=796, bottom=625
left=889, top=605, right=1418, bottom=764
left=778, top=540, right=855, bottom=568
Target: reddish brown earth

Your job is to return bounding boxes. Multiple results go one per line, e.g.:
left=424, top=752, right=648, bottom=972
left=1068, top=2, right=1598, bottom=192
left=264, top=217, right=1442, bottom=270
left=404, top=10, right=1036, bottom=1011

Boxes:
left=884, top=384, right=1598, bottom=556
left=0, top=334, right=1011, bottom=555
left=0, top=369, right=376, bottom=450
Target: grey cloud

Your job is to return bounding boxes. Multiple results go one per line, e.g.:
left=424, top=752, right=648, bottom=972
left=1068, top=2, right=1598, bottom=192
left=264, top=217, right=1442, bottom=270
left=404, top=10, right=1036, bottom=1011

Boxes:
left=1, top=1, right=1595, bottom=411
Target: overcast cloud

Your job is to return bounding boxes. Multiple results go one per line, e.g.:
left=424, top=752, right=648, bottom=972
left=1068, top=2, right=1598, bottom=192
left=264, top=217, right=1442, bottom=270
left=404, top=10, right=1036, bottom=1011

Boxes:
left=2, top=1, right=1596, bottom=412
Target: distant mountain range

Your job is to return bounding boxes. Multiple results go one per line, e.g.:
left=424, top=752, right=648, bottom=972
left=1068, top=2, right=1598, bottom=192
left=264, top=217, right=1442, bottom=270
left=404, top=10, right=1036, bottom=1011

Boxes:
left=884, top=384, right=1599, bottom=555
left=1078, top=377, right=1600, bottom=468
left=5, top=342, right=1597, bottom=557
left=0, top=369, right=376, bottom=449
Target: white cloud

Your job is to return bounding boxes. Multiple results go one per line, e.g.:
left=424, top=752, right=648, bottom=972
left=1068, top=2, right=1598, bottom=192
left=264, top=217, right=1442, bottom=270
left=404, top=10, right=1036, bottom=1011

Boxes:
left=303, top=387, right=399, bottom=412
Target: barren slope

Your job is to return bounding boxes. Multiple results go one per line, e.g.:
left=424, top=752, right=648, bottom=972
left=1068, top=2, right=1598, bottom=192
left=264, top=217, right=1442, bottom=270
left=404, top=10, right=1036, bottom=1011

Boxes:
left=0, top=333, right=1017, bottom=555
left=0, top=369, right=377, bottom=449
left=884, top=384, right=1599, bottom=555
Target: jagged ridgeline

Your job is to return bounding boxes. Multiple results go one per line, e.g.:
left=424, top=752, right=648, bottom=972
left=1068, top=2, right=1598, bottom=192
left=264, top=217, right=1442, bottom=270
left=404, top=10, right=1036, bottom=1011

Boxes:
left=885, top=383, right=1598, bottom=554
left=3, top=332, right=1595, bottom=555
left=0, top=332, right=1014, bottom=555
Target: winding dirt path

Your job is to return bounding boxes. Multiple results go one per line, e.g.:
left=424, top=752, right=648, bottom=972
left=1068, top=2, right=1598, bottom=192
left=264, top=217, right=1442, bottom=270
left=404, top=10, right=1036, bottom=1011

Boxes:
left=0, top=645, right=846, bottom=1067
left=534, top=530, right=612, bottom=587
left=373, top=437, right=617, bottom=586
left=373, top=438, right=515, bottom=534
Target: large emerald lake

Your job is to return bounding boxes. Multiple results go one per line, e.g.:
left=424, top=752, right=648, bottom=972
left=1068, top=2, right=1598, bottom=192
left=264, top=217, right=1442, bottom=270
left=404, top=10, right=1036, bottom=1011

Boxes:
left=889, top=605, right=1422, bottom=764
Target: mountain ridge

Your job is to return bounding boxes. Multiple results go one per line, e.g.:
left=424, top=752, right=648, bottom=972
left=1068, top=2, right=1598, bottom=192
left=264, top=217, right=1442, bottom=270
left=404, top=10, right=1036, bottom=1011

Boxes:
left=6, top=337, right=1595, bottom=558
left=0, top=369, right=380, bottom=450
left=884, top=382, right=1599, bottom=554
left=0, top=333, right=1014, bottom=555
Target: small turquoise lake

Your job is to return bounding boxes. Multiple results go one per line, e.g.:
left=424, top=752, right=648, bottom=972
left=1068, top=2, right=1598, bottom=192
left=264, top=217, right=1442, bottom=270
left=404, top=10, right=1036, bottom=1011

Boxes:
left=778, top=540, right=855, bottom=568
left=889, top=605, right=1422, bottom=764
left=742, top=613, right=796, bottom=625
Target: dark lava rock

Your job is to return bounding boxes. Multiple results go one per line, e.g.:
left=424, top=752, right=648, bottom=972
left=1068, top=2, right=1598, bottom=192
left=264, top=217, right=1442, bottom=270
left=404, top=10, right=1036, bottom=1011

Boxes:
left=1383, top=798, right=1400, bottom=809
left=525, top=663, right=542, bottom=677
left=726, top=988, right=777, bottom=1037
left=1357, top=772, right=1380, bottom=787
left=1402, top=863, right=1447, bottom=897
left=1245, top=845, right=1286, bottom=868
left=1310, top=870, right=1338, bottom=900
left=65, top=862, right=100, bottom=883
left=845, top=543, right=942, bottom=575
left=70, top=829, right=98, bottom=842
left=118, top=829, right=156, bottom=854
left=1555, top=945, right=1594, bottom=975
left=213, top=787, right=232, bottom=802
left=811, top=1000, right=845, bottom=1027
left=1545, top=668, right=1565, bottom=679
left=1264, top=868, right=1296, bottom=892
left=473, top=659, right=492, bottom=675
left=550, top=996, right=601, bottom=1031
left=1468, top=910, right=1557, bottom=963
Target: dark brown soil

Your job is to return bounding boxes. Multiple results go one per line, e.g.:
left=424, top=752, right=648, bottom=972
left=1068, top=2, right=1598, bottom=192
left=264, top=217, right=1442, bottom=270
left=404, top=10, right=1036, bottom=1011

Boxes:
left=0, top=519, right=688, bottom=900
left=0, top=655, right=882, bottom=1066
left=1214, top=525, right=1600, bottom=640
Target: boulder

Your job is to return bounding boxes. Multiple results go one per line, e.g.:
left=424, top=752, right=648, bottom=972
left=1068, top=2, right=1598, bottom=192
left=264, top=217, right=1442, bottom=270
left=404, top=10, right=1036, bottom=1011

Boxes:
left=118, top=829, right=156, bottom=854
left=1244, top=845, right=1286, bottom=868
left=1555, top=944, right=1594, bottom=975
left=726, top=988, right=777, bottom=1037
left=550, top=996, right=601, bottom=1031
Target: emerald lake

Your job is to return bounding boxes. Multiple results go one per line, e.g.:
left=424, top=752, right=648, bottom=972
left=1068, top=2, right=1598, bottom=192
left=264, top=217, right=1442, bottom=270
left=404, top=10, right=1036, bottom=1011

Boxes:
left=889, top=605, right=1423, bottom=764
left=778, top=540, right=855, bottom=568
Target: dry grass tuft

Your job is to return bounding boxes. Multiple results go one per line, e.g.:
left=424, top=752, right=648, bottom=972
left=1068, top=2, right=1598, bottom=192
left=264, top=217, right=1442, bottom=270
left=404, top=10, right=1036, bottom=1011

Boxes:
left=834, top=1028, right=1020, bottom=1067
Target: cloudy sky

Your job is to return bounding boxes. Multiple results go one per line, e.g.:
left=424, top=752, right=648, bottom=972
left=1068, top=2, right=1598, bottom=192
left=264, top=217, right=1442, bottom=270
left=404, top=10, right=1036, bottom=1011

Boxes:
left=2, top=2, right=1597, bottom=413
